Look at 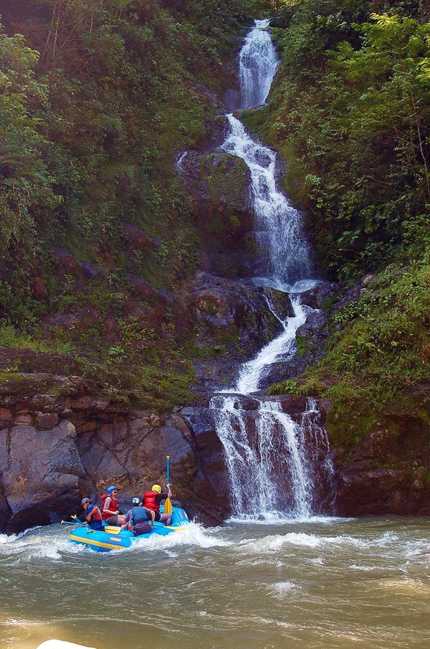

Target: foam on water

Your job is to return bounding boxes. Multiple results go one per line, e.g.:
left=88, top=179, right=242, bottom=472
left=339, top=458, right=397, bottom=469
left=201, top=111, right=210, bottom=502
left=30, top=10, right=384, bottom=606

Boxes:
left=269, top=581, right=300, bottom=598
left=0, top=522, right=230, bottom=562
left=0, top=528, right=82, bottom=561
left=236, top=530, right=406, bottom=554
left=127, top=522, right=232, bottom=553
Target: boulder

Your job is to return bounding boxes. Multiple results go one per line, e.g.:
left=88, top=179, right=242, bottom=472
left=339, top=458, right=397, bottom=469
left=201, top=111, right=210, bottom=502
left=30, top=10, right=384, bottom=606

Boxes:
left=0, top=420, right=85, bottom=533
left=189, top=272, right=283, bottom=344
left=299, top=280, right=336, bottom=309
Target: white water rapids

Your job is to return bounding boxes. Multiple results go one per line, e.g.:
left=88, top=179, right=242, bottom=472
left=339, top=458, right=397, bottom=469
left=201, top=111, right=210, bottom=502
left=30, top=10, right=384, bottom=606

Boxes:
left=211, top=19, right=331, bottom=520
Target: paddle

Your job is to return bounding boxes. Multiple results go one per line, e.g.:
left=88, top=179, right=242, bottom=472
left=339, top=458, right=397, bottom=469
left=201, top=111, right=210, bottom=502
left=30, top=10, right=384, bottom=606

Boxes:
left=61, top=514, right=78, bottom=525
left=164, top=455, right=173, bottom=516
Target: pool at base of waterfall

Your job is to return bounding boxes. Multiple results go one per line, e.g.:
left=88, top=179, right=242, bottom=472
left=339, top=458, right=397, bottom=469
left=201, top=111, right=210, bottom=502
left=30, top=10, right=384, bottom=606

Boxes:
left=0, top=517, right=429, bottom=649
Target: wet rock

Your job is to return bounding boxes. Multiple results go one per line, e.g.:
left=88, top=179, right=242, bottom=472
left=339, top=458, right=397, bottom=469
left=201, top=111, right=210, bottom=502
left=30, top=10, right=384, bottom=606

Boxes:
left=297, top=308, right=327, bottom=336
left=0, top=480, right=11, bottom=532
left=181, top=148, right=255, bottom=277
left=261, top=395, right=309, bottom=418
left=262, top=287, right=295, bottom=319
left=0, top=420, right=85, bottom=533
left=253, top=147, right=272, bottom=168
left=189, top=272, right=281, bottom=342
left=299, top=281, right=336, bottom=309
left=180, top=405, right=230, bottom=522
left=335, top=419, right=430, bottom=516
left=212, top=394, right=261, bottom=411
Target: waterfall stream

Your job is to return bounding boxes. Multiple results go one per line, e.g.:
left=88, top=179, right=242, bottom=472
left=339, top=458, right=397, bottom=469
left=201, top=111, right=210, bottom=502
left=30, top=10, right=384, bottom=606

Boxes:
left=211, top=19, right=332, bottom=520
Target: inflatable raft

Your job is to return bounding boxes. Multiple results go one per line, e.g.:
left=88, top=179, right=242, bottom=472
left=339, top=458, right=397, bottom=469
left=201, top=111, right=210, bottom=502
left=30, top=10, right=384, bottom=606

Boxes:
left=69, top=506, right=189, bottom=552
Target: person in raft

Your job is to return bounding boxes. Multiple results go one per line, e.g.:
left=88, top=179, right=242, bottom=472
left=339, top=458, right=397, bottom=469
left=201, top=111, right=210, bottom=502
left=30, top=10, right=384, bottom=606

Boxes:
left=143, top=483, right=172, bottom=525
left=101, top=485, right=126, bottom=526
left=81, top=497, right=103, bottom=531
left=122, top=497, right=154, bottom=536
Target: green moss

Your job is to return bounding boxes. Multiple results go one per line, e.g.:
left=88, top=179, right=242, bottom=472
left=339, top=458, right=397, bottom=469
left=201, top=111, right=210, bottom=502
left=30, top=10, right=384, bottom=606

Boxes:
left=0, top=324, right=73, bottom=355
left=268, top=257, right=430, bottom=450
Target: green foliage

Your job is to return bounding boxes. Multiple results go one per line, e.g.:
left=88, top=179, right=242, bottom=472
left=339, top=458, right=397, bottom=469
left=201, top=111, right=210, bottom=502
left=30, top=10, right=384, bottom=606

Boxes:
left=0, top=323, right=73, bottom=354
left=252, top=0, right=430, bottom=279
left=0, top=28, right=59, bottom=262
left=0, top=0, right=269, bottom=408
left=272, top=256, right=430, bottom=448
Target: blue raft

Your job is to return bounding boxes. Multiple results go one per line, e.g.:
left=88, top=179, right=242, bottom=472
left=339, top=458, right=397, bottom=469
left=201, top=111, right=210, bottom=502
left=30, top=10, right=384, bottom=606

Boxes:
left=69, top=506, right=189, bottom=552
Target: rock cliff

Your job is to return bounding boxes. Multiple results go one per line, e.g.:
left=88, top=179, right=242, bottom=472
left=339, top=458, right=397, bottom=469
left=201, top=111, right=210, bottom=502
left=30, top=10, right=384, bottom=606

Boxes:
left=0, top=375, right=229, bottom=533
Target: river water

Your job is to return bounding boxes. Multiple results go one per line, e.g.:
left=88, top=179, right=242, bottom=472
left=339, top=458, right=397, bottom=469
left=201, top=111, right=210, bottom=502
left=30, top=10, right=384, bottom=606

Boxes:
left=1, top=518, right=429, bottom=648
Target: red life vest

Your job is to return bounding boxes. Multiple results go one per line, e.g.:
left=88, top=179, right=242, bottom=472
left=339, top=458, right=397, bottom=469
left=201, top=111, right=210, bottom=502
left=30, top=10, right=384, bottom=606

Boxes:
left=101, top=494, right=120, bottom=520
left=87, top=504, right=102, bottom=521
left=143, top=490, right=161, bottom=513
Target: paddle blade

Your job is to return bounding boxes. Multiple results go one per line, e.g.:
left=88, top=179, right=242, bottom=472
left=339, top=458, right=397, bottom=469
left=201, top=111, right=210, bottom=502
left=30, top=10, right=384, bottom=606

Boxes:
left=164, top=496, right=173, bottom=515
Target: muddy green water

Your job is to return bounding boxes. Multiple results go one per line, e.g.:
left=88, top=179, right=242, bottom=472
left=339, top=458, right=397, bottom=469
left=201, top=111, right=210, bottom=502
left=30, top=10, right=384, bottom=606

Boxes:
left=0, top=517, right=429, bottom=649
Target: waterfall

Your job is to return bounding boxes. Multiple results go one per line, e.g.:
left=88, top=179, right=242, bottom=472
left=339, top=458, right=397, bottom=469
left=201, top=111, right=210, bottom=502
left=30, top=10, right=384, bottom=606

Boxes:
left=221, top=115, right=311, bottom=289
left=211, top=19, right=332, bottom=520
left=240, top=19, right=279, bottom=109
left=235, top=295, right=306, bottom=395
left=211, top=396, right=332, bottom=519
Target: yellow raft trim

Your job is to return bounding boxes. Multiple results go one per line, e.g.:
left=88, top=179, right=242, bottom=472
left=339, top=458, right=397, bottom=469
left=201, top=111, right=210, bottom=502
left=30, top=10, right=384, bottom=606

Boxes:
left=104, top=525, right=121, bottom=534
left=105, top=524, right=186, bottom=534
left=69, top=533, right=125, bottom=551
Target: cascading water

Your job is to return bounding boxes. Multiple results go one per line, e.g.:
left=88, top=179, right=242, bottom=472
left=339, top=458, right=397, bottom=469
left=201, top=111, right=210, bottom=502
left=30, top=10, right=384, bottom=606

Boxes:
left=239, top=19, right=279, bottom=109
left=221, top=114, right=312, bottom=289
left=211, top=19, right=333, bottom=520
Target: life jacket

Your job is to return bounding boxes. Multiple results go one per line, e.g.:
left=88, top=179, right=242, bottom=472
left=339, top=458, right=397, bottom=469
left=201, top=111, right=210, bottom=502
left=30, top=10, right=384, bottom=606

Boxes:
left=129, top=506, right=151, bottom=525
left=101, top=493, right=120, bottom=520
left=143, top=490, right=161, bottom=513
left=87, top=504, right=103, bottom=530
left=87, top=504, right=102, bottom=521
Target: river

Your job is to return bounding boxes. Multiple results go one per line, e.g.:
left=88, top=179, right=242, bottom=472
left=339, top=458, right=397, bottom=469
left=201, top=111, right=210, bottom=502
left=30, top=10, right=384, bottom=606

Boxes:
left=1, top=518, right=429, bottom=648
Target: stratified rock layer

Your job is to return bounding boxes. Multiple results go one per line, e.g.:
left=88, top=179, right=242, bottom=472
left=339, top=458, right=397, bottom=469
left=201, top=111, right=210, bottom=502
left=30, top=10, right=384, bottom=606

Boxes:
left=0, top=378, right=229, bottom=533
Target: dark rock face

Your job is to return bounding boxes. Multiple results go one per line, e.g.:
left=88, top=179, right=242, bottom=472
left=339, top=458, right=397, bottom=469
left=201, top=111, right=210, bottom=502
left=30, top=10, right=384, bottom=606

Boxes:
left=0, top=386, right=230, bottom=533
left=181, top=147, right=256, bottom=277
left=0, top=420, right=84, bottom=533
left=189, top=272, right=283, bottom=341
left=299, top=280, right=337, bottom=309
left=334, top=417, right=430, bottom=516
left=186, top=272, right=295, bottom=392
left=180, top=406, right=230, bottom=522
